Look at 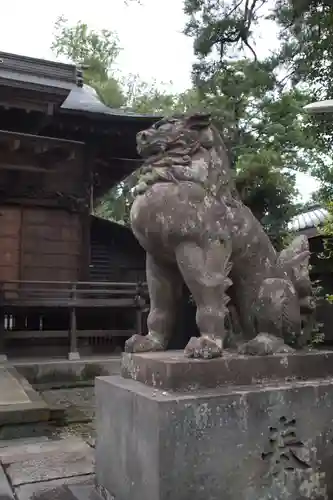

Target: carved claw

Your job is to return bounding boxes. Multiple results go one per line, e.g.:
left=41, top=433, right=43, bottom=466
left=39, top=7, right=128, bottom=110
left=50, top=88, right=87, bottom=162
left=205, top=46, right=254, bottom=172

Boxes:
left=184, top=336, right=223, bottom=359
left=124, top=334, right=166, bottom=353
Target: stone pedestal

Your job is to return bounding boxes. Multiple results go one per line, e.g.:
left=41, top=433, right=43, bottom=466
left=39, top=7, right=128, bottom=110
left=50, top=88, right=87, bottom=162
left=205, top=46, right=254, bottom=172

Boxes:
left=95, top=350, right=333, bottom=500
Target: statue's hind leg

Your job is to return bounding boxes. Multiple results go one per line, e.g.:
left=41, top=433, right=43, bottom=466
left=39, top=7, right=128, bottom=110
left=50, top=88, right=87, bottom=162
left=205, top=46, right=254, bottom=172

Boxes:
left=125, top=252, right=183, bottom=353
left=175, top=238, right=232, bottom=359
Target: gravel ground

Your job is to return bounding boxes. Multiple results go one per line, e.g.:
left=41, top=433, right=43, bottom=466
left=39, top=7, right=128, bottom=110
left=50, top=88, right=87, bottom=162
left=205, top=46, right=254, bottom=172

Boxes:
left=40, top=387, right=96, bottom=446
left=41, top=387, right=95, bottom=410
left=54, top=422, right=96, bottom=448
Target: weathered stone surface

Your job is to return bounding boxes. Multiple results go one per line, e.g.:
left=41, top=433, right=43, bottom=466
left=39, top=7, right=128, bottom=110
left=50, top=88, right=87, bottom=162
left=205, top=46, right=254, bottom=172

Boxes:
left=96, top=374, right=333, bottom=500
left=184, top=336, right=222, bottom=359
left=238, top=333, right=296, bottom=356
left=0, top=437, right=50, bottom=449
left=68, top=484, right=102, bottom=500
left=57, top=423, right=95, bottom=449
left=0, top=367, right=30, bottom=404
left=14, top=475, right=94, bottom=500
left=42, top=387, right=95, bottom=424
left=13, top=356, right=121, bottom=387
left=0, top=437, right=94, bottom=486
left=121, top=349, right=333, bottom=392
left=41, top=388, right=95, bottom=411
left=125, top=113, right=314, bottom=358
left=0, top=367, right=49, bottom=425
left=0, top=464, right=13, bottom=500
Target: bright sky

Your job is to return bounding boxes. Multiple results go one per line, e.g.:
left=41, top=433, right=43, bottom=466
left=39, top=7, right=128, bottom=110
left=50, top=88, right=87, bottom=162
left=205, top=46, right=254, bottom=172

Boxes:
left=0, top=0, right=319, bottom=200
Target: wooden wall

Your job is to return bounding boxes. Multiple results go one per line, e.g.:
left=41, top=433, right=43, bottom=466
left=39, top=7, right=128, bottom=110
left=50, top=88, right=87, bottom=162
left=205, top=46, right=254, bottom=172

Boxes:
left=0, top=207, right=21, bottom=281
left=0, top=206, right=82, bottom=283
left=20, top=208, right=81, bottom=281
left=0, top=136, right=90, bottom=283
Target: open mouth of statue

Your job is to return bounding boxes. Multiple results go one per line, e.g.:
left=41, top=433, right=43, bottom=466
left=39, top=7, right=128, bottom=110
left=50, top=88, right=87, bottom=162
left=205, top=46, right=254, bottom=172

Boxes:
left=140, top=139, right=168, bottom=157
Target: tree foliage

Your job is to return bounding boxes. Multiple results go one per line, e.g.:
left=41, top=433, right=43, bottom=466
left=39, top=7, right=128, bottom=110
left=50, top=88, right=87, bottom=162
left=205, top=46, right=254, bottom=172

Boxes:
left=183, top=0, right=333, bottom=238
left=52, top=16, right=125, bottom=107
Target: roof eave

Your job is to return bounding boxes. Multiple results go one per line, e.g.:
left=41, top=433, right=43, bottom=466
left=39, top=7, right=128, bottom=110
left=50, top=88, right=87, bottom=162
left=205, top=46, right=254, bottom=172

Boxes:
left=304, top=101, right=333, bottom=114
left=58, top=106, right=162, bottom=124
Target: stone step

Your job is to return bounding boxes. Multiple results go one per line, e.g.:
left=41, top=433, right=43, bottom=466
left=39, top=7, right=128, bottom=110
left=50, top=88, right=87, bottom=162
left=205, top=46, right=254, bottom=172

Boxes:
left=0, top=366, right=50, bottom=426
left=0, top=421, right=56, bottom=441
left=0, top=436, right=51, bottom=449
left=40, top=387, right=95, bottom=425
left=0, top=436, right=94, bottom=488
left=0, top=463, right=14, bottom=499
left=0, top=384, right=95, bottom=442
left=14, top=475, right=97, bottom=500
left=68, top=484, right=102, bottom=500
left=13, top=356, right=121, bottom=388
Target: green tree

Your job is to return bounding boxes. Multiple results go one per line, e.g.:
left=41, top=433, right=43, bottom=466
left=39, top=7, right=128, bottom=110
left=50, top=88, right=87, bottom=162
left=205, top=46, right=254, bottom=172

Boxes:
left=184, top=0, right=333, bottom=174
left=274, top=1, right=333, bottom=195
left=183, top=0, right=333, bottom=244
left=52, top=16, right=125, bottom=107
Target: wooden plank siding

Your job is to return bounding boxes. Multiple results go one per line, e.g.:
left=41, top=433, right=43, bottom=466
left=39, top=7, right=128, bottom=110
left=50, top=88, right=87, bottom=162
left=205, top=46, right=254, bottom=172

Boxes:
left=21, top=208, right=81, bottom=282
left=0, top=207, right=21, bottom=282
left=0, top=206, right=82, bottom=283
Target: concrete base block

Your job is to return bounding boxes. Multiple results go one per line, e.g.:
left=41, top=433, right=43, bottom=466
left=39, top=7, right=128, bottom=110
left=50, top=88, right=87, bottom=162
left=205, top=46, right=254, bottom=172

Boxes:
left=96, top=351, right=333, bottom=500
left=68, top=352, right=81, bottom=361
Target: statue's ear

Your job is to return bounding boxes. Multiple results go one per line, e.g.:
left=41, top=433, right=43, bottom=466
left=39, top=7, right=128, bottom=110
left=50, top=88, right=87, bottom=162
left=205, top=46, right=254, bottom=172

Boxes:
left=186, top=112, right=211, bottom=130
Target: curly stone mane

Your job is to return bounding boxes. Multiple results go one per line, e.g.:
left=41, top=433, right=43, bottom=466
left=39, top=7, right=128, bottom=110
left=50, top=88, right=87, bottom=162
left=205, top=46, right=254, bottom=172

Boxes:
left=134, top=112, right=236, bottom=198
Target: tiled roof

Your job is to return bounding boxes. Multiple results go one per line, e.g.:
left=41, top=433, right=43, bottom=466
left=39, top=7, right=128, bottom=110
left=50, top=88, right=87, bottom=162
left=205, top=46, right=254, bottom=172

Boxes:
left=0, top=51, right=160, bottom=122
left=61, top=84, right=159, bottom=120
left=288, top=207, right=328, bottom=232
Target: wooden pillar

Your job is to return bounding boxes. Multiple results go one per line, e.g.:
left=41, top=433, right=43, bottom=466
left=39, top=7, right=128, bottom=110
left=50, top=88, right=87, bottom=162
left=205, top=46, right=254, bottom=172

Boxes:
left=0, top=312, right=7, bottom=362
left=68, top=283, right=80, bottom=360
left=0, top=283, right=7, bottom=362
left=79, top=145, right=93, bottom=281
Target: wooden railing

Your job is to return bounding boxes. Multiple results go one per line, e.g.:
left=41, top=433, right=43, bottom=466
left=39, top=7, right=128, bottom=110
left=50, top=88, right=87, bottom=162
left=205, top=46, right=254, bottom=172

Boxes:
left=0, top=280, right=149, bottom=359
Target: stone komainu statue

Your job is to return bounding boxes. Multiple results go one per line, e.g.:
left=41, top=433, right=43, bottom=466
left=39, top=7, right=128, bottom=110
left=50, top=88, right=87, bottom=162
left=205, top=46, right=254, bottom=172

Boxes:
left=125, top=112, right=314, bottom=358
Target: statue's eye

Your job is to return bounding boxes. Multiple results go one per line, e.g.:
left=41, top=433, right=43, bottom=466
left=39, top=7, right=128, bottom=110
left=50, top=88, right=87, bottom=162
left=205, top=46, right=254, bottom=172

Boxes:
left=153, top=118, right=178, bottom=130
left=153, top=119, right=168, bottom=129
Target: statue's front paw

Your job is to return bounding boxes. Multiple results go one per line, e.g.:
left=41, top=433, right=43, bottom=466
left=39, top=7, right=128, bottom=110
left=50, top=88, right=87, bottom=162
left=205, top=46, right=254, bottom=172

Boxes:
left=184, top=336, right=223, bottom=359
left=125, top=334, right=165, bottom=353
left=238, top=333, right=295, bottom=356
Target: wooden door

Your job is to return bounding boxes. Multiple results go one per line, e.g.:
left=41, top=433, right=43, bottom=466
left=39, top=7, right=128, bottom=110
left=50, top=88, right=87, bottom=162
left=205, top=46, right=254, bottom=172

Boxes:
left=0, top=207, right=21, bottom=282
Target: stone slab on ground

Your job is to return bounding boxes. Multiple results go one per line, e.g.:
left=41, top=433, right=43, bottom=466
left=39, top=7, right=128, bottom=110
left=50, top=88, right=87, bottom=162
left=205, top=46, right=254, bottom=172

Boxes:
left=15, top=475, right=95, bottom=500
left=41, top=388, right=95, bottom=410
left=13, top=356, right=121, bottom=387
left=0, top=421, right=54, bottom=442
left=96, top=366, right=333, bottom=500
left=0, top=436, right=94, bottom=486
left=0, top=368, right=30, bottom=404
left=121, top=349, right=333, bottom=392
left=0, top=464, right=13, bottom=500
left=0, top=437, right=50, bottom=449
left=0, top=366, right=50, bottom=425
left=41, top=387, right=95, bottom=423
left=56, top=423, right=95, bottom=449
left=68, top=484, right=102, bottom=500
